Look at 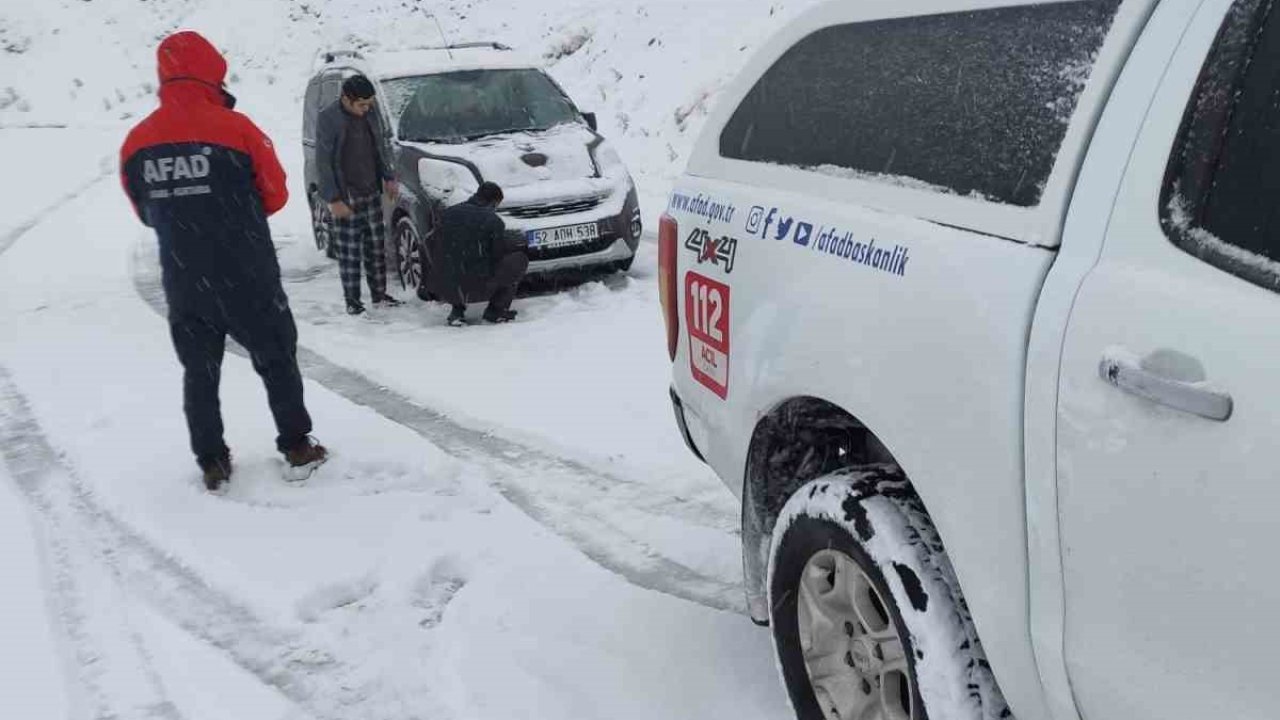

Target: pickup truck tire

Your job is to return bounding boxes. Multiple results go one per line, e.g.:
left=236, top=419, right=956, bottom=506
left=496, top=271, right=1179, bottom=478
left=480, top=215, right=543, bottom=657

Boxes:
left=769, top=474, right=1011, bottom=720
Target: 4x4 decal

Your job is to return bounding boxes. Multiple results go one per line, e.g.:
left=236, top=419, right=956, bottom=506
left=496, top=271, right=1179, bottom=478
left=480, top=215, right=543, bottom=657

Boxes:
left=685, top=227, right=738, bottom=273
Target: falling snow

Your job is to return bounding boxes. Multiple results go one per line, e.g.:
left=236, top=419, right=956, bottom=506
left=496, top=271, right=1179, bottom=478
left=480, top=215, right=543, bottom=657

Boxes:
left=0, top=0, right=824, bottom=718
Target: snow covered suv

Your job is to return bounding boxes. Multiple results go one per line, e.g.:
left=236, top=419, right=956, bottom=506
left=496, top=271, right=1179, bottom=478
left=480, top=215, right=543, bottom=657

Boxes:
left=662, top=1, right=1280, bottom=719
left=302, top=43, right=642, bottom=289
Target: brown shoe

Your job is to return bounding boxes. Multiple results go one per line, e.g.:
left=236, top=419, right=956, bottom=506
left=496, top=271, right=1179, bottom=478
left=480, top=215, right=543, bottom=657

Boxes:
left=283, top=437, right=328, bottom=483
left=200, top=454, right=232, bottom=495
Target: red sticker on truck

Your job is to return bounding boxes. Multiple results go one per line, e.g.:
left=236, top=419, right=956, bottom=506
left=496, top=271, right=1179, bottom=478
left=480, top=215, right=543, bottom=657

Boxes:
left=685, top=272, right=730, bottom=399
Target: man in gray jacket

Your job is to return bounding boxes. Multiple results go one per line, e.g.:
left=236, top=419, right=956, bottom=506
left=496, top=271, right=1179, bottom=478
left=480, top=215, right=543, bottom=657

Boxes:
left=316, top=74, right=402, bottom=315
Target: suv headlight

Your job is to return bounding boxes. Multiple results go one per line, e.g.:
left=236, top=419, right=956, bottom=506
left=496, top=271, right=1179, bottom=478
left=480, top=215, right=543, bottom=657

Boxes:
left=591, top=141, right=627, bottom=179
left=418, top=158, right=480, bottom=206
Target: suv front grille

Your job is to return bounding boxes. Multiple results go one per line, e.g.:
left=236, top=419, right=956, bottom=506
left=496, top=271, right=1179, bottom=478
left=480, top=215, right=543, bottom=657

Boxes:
left=502, top=195, right=606, bottom=220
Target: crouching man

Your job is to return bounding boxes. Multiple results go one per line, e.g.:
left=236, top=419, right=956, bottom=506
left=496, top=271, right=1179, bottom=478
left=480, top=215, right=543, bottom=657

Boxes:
left=428, top=182, right=529, bottom=326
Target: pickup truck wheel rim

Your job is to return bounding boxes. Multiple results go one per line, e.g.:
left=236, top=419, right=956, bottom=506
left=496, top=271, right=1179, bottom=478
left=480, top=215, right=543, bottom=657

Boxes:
left=798, top=549, right=914, bottom=720
left=397, top=222, right=421, bottom=290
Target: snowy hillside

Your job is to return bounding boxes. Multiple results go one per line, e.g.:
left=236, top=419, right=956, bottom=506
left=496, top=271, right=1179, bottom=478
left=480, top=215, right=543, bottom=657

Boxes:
left=1, top=0, right=815, bottom=212
left=0, top=1, right=824, bottom=719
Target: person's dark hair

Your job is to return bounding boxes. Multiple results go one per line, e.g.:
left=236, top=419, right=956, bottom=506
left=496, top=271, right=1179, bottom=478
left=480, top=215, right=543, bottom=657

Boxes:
left=342, top=74, right=376, bottom=100
left=475, top=181, right=504, bottom=206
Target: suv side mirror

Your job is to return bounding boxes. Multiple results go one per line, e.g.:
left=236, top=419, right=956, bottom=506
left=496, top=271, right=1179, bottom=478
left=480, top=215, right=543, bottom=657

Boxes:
left=583, top=112, right=598, bottom=132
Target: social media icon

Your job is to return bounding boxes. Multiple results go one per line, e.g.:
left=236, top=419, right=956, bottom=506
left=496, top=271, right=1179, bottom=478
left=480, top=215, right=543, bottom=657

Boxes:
left=775, top=216, right=795, bottom=241
left=794, top=222, right=814, bottom=247
left=745, top=206, right=765, bottom=235
left=761, top=208, right=779, bottom=239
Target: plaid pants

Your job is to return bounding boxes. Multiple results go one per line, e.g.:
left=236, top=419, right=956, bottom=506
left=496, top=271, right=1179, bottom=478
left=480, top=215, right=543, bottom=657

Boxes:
left=332, top=193, right=387, bottom=303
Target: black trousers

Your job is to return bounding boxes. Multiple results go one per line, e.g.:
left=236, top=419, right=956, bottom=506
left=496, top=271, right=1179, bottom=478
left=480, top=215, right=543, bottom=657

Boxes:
left=466, top=251, right=529, bottom=314
left=168, top=291, right=312, bottom=466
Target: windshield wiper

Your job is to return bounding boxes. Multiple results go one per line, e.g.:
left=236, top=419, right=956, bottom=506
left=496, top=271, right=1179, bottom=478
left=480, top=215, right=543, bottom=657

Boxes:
left=408, top=126, right=559, bottom=144
left=489, top=126, right=548, bottom=136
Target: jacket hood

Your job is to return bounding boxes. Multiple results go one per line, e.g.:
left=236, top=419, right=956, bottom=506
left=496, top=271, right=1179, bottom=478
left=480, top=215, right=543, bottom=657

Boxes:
left=157, top=31, right=227, bottom=86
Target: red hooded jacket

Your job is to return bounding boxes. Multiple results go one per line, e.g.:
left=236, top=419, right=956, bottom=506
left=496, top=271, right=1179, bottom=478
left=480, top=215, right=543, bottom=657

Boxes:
left=120, top=32, right=290, bottom=310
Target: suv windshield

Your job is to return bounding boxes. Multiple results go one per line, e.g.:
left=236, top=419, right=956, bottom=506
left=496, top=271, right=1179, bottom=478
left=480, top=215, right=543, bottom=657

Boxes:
left=386, top=69, right=582, bottom=143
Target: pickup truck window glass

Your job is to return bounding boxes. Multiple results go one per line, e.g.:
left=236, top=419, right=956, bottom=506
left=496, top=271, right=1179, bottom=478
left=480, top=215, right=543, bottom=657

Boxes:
left=1162, top=0, right=1280, bottom=292
left=719, top=0, right=1122, bottom=207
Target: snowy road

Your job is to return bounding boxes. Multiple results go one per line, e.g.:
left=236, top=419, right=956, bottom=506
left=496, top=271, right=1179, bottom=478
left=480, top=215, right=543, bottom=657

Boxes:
left=0, top=128, right=788, bottom=718
left=132, top=246, right=745, bottom=614
left=0, top=0, right=818, bottom=713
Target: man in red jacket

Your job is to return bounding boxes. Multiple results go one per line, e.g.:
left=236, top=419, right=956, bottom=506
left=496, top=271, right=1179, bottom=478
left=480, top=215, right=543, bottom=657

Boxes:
left=121, top=31, right=327, bottom=493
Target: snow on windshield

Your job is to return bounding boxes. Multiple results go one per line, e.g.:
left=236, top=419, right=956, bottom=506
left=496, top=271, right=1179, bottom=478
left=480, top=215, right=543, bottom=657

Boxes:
left=386, top=69, right=582, bottom=143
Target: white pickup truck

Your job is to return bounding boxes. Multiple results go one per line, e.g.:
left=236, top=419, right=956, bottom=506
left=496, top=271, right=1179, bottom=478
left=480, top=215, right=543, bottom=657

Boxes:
left=661, top=1, right=1280, bottom=719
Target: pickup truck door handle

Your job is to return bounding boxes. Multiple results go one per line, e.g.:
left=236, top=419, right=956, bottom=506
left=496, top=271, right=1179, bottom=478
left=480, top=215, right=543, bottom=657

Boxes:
left=1099, top=352, right=1233, bottom=422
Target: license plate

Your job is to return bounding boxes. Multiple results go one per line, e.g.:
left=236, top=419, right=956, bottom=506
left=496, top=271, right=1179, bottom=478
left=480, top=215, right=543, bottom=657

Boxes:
left=527, top=222, right=600, bottom=248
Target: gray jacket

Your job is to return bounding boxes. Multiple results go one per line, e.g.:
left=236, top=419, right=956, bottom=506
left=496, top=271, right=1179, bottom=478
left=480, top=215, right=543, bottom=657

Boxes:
left=315, top=100, right=393, bottom=203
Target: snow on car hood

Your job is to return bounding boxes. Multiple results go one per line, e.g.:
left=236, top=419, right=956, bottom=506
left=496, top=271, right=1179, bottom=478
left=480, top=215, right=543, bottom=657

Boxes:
left=404, top=123, right=628, bottom=204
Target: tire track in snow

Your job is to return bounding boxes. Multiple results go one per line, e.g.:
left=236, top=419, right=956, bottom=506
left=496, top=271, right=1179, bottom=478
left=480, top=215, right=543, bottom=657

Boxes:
left=131, top=247, right=746, bottom=614
left=0, top=364, right=447, bottom=720
left=0, top=166, right=114, bottom=258
left=0, top=366, right=184, bottom=720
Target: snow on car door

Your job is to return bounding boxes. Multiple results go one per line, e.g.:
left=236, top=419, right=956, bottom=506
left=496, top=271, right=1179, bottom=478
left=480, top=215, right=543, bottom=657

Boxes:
left=1057, top=1, right=1280, bottom=718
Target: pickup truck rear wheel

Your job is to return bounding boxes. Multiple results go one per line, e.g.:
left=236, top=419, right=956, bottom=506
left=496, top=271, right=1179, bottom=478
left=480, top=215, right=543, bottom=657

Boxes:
left=769, top=474, right=1011, bottom=720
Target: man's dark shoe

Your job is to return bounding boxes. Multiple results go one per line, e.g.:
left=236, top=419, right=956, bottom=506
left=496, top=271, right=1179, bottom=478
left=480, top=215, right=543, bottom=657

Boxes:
left=373, top=294, right=403, bottom=307
left=199, top=454, right=232, bottom=495
left=447, top=306, right=468, bottom=327
left=482, top=308, right=518, bottom=324
left=346, top=299, right=366, bottom=316
left=283, top=436, right=328, bottom=483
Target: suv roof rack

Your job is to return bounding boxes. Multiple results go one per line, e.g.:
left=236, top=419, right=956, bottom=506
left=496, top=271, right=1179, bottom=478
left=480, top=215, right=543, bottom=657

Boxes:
left=410, top=41, right=513, bottom=52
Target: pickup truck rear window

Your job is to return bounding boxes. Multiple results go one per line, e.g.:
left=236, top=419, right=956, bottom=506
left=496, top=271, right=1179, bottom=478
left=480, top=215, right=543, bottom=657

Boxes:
left=1162, top=0, right=1280, bottom=292
left=719, top=0, right=1122, bottom=207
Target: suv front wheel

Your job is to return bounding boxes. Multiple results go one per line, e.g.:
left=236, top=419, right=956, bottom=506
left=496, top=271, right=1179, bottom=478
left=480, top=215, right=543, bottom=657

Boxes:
left=769, top=474, right=1011, bottom=720
left=395, top=216, right=427, bottom=292
left=309, top=192, right=336, bottom=260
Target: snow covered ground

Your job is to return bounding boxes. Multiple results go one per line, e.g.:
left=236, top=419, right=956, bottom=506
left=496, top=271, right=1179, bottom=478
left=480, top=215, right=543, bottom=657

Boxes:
left=1, top=126, right=791, bottom=719
left=0, top=0, right=825, bottom=717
